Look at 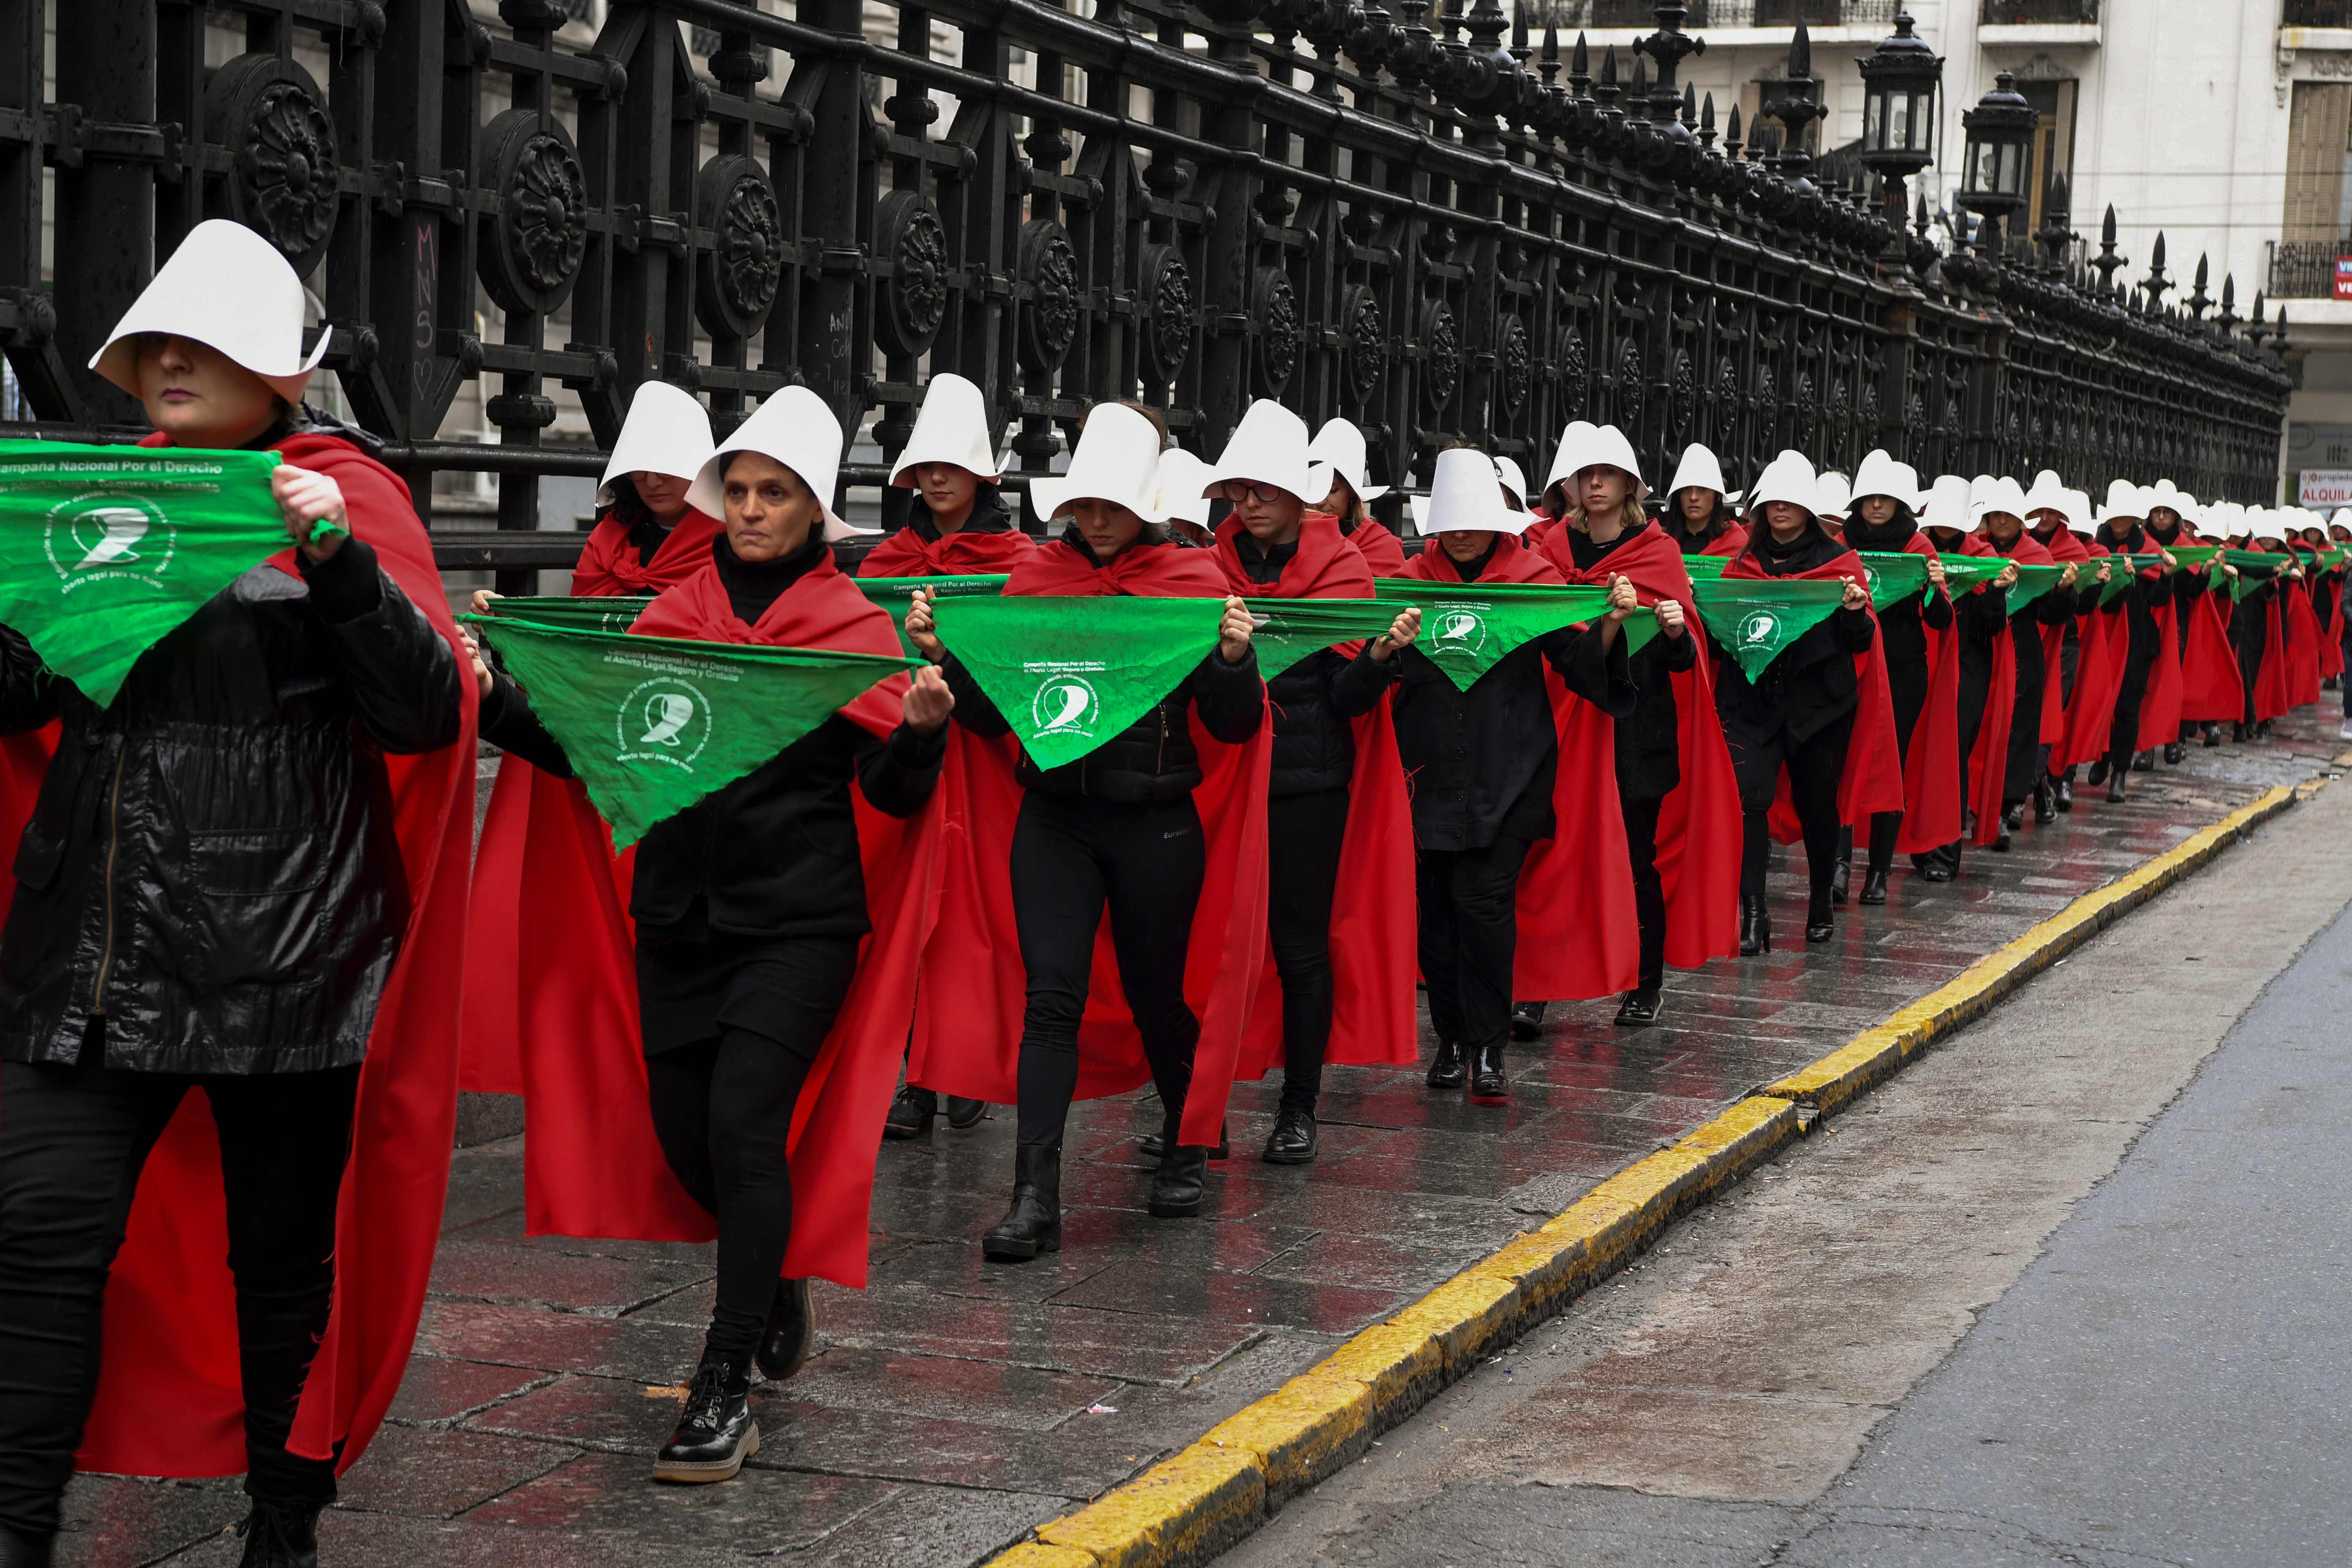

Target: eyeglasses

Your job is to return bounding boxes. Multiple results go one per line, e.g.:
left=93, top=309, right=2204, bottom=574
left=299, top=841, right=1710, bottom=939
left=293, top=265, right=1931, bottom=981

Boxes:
left=1226, top=482, right=1290, bottom=508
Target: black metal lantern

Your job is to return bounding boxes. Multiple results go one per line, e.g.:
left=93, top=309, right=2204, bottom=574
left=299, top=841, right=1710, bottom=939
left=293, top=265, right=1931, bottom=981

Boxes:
left=1858, top=14, right=1940, bottom=176
left=1959, top=69, right=2037, bottom=249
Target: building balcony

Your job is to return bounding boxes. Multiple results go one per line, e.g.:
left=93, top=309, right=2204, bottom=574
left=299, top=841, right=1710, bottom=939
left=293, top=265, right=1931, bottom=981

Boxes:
left=2284, top=0, right=2352, bottom=25
left=1979, top=0, right=2099, bottom=46
left=1541, top=0, right=1898, bottom=27
left=2270, top=240, right=2352, bottom=301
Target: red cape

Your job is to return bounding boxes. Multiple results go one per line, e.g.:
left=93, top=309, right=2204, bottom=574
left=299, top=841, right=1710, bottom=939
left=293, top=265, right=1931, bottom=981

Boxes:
left=461, top=525, right=720, bottom=1097
left=2032, top=528, right=2088, bottom=746
left=2319, top=561, right=2347, bottom=681
left=1729, top=541, right=1905, bottom=840
left=909, top=538, right=1270, bottom=1148
left=570, top=506, right=723, bottom=596
left=2284, top=567, right=2324, bottom=709
left=49, top=433, right=476, bottom=1478
left=1702, top=522, right=1751, bottom=558
left=1341, top=515, right=1409, bottom=577
left=2058, top=543, right=2125, bottom=771
left=1951, top=534, right=2019, bottom=844
left=1537, top=520, right=1740, bottom=966
left=2161, top=538, right=2239, bottom=729
left=1841, top=529, right=1963, bottom=855
left=857, top=517, right=1037, bottom=577
left=515, top=552, right=938, bottom=1290
left=1213, top=515, right=1416, bottom=1070
left=1402, top=538, right=1639, bottom=999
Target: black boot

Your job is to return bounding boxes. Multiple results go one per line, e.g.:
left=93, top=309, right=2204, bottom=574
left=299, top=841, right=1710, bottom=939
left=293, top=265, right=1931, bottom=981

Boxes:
left=1149, top=1131, right=1209, bottom=1218
left=1467, top=1043, right=1509, bottom=1105
left=2087, top=756, right=2110, bottom=786
left=1858, top=867, right=1889, bottom=906
left=2032, top=778, right=2056, bottom=825
left=1739, top=894, right=1771, bottom=956
left=2232, top=721, right=2249, bottom=743
left=1829, top=855, right=1851, bottom=906
left=2107, top=764, right=2129, bottom=803
left=755, top=1278, right=814, bottom=1383
left=2132, top=749, right=2155, bottom=772
left=2163, top=740, right=2186, bottom=765
left=0, top=1523, right=52, bottom=1568
left=1263, top=1105, right=1318, bottom=1165
left=234, top=1500, right=320, bottom=1568
left=981, top=1144, right=1062, bottom=1260
left=1613, top=988, right=1663, bottom=1026
left=2202, top=721, right=2221, bottom=747
left=1424, top=1040, right=1467, bottom=1089
left=1139, top=1118, right=1228, bottom=1161
left=2053, top=776, right=2073, bottom=813
left=945, top=1096, right=988, bottom=1129
left=1805, top=890, right=1834, bottom=945
left=652, top=1353, right=758, bottom=1483
left=2002, top=800, right=2025, bottom=833
left=1508, top=1000, right=1546, bottom=1040
left=1918, top=843, right=1956, bottom=883
left=882, top=1083, right=935, bottom=1141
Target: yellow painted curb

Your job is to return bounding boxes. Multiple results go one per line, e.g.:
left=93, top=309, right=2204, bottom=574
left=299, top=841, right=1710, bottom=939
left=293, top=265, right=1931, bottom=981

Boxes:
left=987, top=781, right=2303, bottom=1568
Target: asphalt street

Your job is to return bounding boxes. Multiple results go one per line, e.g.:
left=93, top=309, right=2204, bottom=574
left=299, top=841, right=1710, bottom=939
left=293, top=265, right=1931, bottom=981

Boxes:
left=1226, top=768, right=2352, bottom=1567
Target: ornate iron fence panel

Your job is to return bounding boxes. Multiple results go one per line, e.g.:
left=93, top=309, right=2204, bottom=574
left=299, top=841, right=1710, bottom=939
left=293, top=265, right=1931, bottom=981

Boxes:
left=0, top=0, right=2290, bottom=586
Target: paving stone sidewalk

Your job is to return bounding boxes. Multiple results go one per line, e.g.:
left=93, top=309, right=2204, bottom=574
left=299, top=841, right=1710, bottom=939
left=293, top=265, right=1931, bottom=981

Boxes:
left=59, top=710, right=2346, bottom=1566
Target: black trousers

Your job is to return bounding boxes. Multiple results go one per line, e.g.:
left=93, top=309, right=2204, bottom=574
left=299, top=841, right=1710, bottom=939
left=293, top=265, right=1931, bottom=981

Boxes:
left=1417, top=834, right=1533, bottom=1054
left=1868, top=651, right=1933, bottom=877
left=0, top=1033, right=358, bottom=1537
left=1621, top=793, right=1666, bottom=994
left=1727, top=708, right=1854, bottom=902
left=1269, top=788, right=1349, bottom=1113
left=2235, top=611, right=2266, bottom=727
left=1010, top=792, right=1205, bottom=1148
left=640, top=933, right=854, bottom=1367
left=2106, top=641, right=2161, bottom=775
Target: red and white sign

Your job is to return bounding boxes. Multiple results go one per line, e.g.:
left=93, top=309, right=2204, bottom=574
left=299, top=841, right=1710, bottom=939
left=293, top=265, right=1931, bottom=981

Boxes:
left=2296, top=469, right=2352, bottom=508
left=2335, top=256, right=2352, bottom=300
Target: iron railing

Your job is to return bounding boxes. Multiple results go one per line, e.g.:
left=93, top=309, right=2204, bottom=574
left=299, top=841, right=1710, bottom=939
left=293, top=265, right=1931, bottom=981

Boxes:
left=2284, top=0, right=2352, bottom=27
left=1979, top=0, right=2099, bottom=23
left=0, top=0, right=2291, bottom=588
left=2270, top=241, right=2346, bottom=301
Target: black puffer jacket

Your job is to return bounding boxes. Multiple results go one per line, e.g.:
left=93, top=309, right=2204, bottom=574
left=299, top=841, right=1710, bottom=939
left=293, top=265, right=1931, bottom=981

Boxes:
left=1713, top=525, right=1876, bottom=746
left=0, top=534, right=464, bottom=1075
left=1227, top=533, right=1397, bottom=798
left=482, top=536, right=944, bottom=938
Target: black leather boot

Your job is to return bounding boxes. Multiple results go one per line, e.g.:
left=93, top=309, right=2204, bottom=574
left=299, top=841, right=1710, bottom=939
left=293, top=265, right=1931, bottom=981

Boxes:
left=652, top=1353, right=758, bottom=1483
left=1805, top=890, right=1834, bottom=945
left=2202, top=721, right=2221, bottom=747
left=2053, top=775, right=2074, bottom=812
left=755, top=1277, right=814, bottom=1383
left=1613, top=988, right=1663, bottom=1026
left=1858, top=868, right=1889, bottom=906
left=0, top=1523, right=52, bottom=1568
left=2032, top=778, right=2055, bottom=825
left=2086, top=756, right=2110, bottom=786
left=1425, top=1039, right=1467, bottom=1089
left=1508, top=1000, right=1546, bottom=1040
left=234, top=1500, right=320, bottom=1568
left=1467, top=1043, right=1509, bottom=1105
left=2107, top=764, right=2129, bottom=803
left=2163, top=740, right=2186, bottom=765
left=945, top=1096, right=988, bottom=1129
left=2002, top=800, right=2025, bottom=833
left=2132, top=749, right=2155, bottom=771
left=1262, top=1105, right=1318, bottom=1165
left=1739, top=894, right=1771, bottom=955
left=981, top=1143, right=1062, bottom=1260
left=2232, top=721, right=2249, bottom=743
left=1139, top=1118, right=1227, bottom=1161
left=1829, top=855, right=1850, bottom=906
left=1149, top=1138, right=1209, bottom=1218
left=882, top=1083, right=935, bottom=1141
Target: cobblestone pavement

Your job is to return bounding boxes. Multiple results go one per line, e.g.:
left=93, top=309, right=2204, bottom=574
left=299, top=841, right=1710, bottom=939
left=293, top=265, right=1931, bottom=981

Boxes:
left=58, top=710, right=2346, bottom=1566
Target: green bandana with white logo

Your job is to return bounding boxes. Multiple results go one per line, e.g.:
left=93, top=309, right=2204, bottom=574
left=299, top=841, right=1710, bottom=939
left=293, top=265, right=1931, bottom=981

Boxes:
left=1681, top=554, right=1730, bottom=580
left=0, top=440, right=296, bottom=706
left=465, top=615, right=919, bottom=847
left=1371, top=582, right=1639, bottom=691
left=855, top=574, right=1012, bottom=658
left=1243, top=598, right=1405, bottom=679
left=1689, top=578, right=1848, bottom=681
left=929, top=594, right=1230, bottom=770
left=1855, top=551, right=1932, bottom=612
left=481, top=594, right=654, bottom=633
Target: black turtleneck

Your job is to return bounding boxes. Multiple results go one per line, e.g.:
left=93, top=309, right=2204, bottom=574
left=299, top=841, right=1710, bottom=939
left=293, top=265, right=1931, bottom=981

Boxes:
left=1447, top=536, right=1503, bottom=582
left=1562, top=525, right=1631, bottom=573
left=1843, top=512, right=1918, bottom=553
left=1748, top=521, right=1839, bottom=574
left=910, top=485, right=1013, bottom=543
left=1232, top=529, right=1300, bottom=585
left=715, top=531, right=827, bottom=625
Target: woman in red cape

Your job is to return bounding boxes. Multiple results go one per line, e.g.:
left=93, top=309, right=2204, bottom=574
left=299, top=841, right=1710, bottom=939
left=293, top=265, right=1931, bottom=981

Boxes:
left=2280, top=539, right=2324, bottom=710
left=1393, top=448, right=1641, bottom=1102
left=1655, top=441, right=1750, bottom=559
left=474, top=387, right=951, bottom=1485
left=1972, top=479, right=2079, bottom=848
left=0, top=220, right=473, bottom=1563
left=907, top=400, right=1268, bottom=1258
left=463, top=381, right=719, bottom=1098
left=1839, top=452, right=1960, bottom=896
left=2058, top=534, right=2124, bottom=776
left=2023, top=486, right=2118, bottom=809
left=1538, top=425, right=1739, bottom=1025
left=862, top=373, right=1036, bottom=1142
left=1204, top=401, right=1421, bottom=1162
left=1716, top=451, right=1895, bottom=953
left=2146, top=490, right=2235, bottom=757
left=1307, top=416, right=1409, bottom=575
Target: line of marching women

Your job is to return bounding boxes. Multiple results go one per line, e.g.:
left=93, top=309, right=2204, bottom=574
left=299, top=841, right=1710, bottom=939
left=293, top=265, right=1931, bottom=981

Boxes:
left=0, top=226, right=2342, bottom=1568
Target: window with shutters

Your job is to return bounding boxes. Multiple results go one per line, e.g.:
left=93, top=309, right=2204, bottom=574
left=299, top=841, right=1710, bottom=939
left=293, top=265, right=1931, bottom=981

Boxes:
left=2283, top=81, right=2352, bottom=244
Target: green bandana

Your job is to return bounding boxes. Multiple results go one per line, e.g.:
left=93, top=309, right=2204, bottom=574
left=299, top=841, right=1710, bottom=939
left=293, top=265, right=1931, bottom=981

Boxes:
left=1372, top=581, right=1631, bottom=691
left=1244, top=598, right=1403, bottom=680
left=2003, top=562, right=2065, bottom=615
left=1690, top=578, right=1849, bottom=681
left=480, top=594, right=654, bottom=633
left=854, top=574, right=1012, bottom=658
left=0, top=440, right=305, bottom=706
left=1681, top=554, right=1730, bottom=580
left=929, top=594, right=1228, bottom=770
left=1936, top=555, right=2011, bottom=595
left=2100, top=555, right=2163, bottom=604
left=466, top=616, right=917, bottom=847
left=1856, top=551, right=1932, bottom=611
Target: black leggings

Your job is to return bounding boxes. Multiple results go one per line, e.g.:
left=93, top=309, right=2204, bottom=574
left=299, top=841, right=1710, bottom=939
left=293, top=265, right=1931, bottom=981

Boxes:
left=1417, top=833, right=1532, bottom=1055
left=0, top=1033, right=357, bottom=1536
left=1621, top=793, right=1666, bottom=994
left=1727, top=708, right=1854, bottom=902
left=1269, top=788, right=1349, bottom=1113
left=1010, top=792, right=1206, bottom=1149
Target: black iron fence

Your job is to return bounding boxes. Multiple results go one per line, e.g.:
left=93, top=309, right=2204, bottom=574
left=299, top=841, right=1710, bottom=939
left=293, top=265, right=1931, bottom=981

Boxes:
left=2270, top=241, right=2344, bottom=302
left=0, top=0, right=2290, bottom=587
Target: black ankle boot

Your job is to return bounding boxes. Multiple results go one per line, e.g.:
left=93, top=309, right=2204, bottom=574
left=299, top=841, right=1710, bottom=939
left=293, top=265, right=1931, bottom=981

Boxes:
left=235, top=1500, right=320, bottom=1568
left=1263, top=1105, right=1318, bottom=1165
left=1149, top=1138, right=1209, bottom=1217
left=1139, top=1118, right=1228, bottom=1160
left=882, top=1083, right=935, bottom=1141
left=2053, top=776, right=2073, bottom=812
left=2202, top=721, right=2221, bottom=747
left=1613, top=988, right=1663, bottom=1026
left=1508, top=1000, right=1546, bottom=1040
left=2132, top=749, right=2155, bottom=772
left=981, top=1144, right=1062, bottom=1260
left=2032, top=779, right=2056, bottom=824
left=1805, top=890, right=1834, bottom=945
left=1858, top=868, right=1889, bottom=906
left=2163, top=740, right=2185, bottom=765
left=1739, top=894, right=1771, bottom=956
left=2002, top=800, right=2025, bottom=833
left=1467, top=1043, right=1509, bottom=1105
left=945, top=1096, right=988, bottom=1129
left=2087, top=757, right=2110, bottom=786
left=1829, top=856, right=1850, bottom=906
left=755, top=1277, right=814, bottom=1383
left=2232, top=721, right=2249, bottom=743
left=2107, top=766, right=2129, bottom=803
left=652, top=1353, right=757, bottom=1483
left=0, top=1523, right=52, bottom=1568
left=1425, top=1039, right=1467, bottom=1089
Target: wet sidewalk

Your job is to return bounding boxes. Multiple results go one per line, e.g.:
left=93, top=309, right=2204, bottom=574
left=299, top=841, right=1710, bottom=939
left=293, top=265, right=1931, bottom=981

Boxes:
left=60, top=711, right=2346, bottom=1567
